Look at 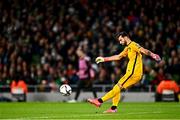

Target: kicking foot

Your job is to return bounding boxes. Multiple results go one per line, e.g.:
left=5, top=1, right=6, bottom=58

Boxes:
left=87, top=98, right=101, bottom=108
left=103, top=108, right=117, bottom=113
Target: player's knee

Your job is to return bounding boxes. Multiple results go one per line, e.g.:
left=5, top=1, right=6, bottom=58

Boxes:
left=134, top=75, right=142, bottom=81
left=117, top=83, right=123, bottom=89
left=112, top=84, right=121, bottom=93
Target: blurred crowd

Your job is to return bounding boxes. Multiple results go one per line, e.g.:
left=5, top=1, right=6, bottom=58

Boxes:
left=0, top=0, right=180, bottom=91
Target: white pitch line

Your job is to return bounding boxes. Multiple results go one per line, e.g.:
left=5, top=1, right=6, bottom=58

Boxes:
left=1, top=112, right=178, bottom=120
left=125, top=111, right=162, bottom=115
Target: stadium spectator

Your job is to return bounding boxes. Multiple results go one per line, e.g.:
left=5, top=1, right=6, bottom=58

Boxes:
left=0, top=0, right=179, bottom=92
left=10, top=75, right=28, bottom=102
left=155, top=74, right=179, bottom=102
left=65, top=64, right=78, bottom=84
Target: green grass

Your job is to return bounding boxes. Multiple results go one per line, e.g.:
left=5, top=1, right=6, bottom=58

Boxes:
left=0, top=102, right=180, bottom=120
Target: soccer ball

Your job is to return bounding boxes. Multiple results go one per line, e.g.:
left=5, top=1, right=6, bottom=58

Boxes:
left=59, top=84, right=72, bottom=96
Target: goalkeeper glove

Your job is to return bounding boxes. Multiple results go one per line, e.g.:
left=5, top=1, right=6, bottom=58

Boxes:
left=95, top=57, right=105, bottom=64
left=151, top=53, right=161, bottom=62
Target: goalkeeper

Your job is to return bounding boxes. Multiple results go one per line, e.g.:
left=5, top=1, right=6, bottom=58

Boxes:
left=87, top=32, right=161, bottom=113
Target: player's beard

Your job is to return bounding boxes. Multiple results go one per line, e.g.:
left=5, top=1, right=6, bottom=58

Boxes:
left=120, top=41, right=127, bottom=46
left=125, top=41, right=128, bottom=46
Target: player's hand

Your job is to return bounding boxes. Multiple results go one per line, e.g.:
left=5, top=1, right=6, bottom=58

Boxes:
left=151, top=53, right=161, bottom=62
left=95, top=57, right=104, bottom=64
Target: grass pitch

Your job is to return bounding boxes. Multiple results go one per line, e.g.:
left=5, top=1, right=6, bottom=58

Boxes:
left=0, top=102, right=180, bottom=120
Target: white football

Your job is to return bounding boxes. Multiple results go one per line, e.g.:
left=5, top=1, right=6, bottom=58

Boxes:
left=59, top=84, right=72, bottom=96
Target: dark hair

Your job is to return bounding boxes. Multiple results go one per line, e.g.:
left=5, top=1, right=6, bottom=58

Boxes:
left=114, top=31, right=129, bottom=39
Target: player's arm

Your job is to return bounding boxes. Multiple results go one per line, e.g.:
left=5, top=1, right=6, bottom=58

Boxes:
left=139, top=47, right=161, bottom=62
left=95, top=55, right=122, bottom=64
left=95, top=48, right=128, bottom=64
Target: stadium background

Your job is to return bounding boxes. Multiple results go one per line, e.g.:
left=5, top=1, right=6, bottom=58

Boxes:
left=0, top=0, right=180, bottom=98
left=1, top=0, right=180, bottom=119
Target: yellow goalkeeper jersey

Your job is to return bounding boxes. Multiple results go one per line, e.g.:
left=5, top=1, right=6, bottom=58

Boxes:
left=119, top=41, right=143, bottom=77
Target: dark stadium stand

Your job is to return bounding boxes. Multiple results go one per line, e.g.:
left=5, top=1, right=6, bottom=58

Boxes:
left=0, top=0, right=179, bottom=92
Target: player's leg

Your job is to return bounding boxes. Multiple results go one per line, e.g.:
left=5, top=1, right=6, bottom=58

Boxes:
left=101, top=73, right=132, bottom=103
left=68, top=80, right=84, bottom=103
left=103, top=77, right=138, bottom=113
left=87, top=83, right=122, bottom=108
left=103, top=74, right=138, bottom=113
left=87, top=84, right=120, bottom=107
left=103, top=92, right=120, bottom=113
left=112, top=92, right=121, bottom=108
left=121, top=75, right=142, bottom=89
left=91, top=85, right=97, bottom=98
left=101, top=84, right=121, bottom=102
left=87, top=75, right=125, bottom=108
left=74, top=80, right=85, bottom=100
left=103, top=76, right=141, bottom=114
left=102, top=76, right=129, bottom=113
left=86, top=80, right=97, bottom=98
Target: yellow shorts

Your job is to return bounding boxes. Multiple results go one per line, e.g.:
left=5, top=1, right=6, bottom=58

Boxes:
left=118, top=72, right=142, bottom=89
